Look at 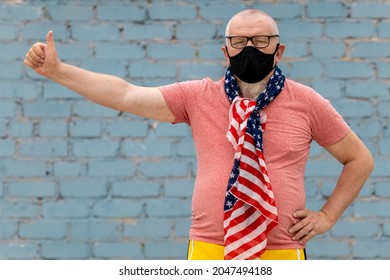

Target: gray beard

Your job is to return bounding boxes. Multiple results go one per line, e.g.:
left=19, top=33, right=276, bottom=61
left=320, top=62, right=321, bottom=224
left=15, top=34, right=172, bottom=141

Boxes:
left=237, top=79, right=267, bottom=100
left=235, top=69, right=275, bottom=100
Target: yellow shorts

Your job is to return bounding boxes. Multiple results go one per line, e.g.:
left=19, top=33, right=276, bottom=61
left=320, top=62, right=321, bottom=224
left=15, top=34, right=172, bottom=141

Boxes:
left=187, top=240, right=306, bottom=260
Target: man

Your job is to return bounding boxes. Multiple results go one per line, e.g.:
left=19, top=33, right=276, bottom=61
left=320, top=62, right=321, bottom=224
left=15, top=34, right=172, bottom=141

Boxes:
left=24, top=9, right=374, bottom=260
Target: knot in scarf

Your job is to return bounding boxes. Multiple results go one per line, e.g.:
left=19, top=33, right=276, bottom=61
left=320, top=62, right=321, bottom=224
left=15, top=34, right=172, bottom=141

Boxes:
left=223, top=65, right=285, bottom=260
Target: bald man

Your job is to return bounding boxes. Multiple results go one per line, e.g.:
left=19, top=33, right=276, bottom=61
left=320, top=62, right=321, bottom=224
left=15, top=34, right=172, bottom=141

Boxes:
left=24, top=9, right=373, bottom=260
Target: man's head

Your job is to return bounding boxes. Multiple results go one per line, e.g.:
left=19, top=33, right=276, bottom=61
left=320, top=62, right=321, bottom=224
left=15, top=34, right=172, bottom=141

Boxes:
left=222, top=9, right=285, bottom=83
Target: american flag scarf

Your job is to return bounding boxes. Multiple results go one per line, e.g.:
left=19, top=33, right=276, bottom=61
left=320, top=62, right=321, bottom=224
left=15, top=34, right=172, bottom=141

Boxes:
left=223, top=65, right=285, bottom=260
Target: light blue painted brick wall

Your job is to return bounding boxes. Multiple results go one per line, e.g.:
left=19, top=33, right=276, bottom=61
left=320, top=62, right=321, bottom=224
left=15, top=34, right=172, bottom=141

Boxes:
left=0, top=0, right=388, bottom=260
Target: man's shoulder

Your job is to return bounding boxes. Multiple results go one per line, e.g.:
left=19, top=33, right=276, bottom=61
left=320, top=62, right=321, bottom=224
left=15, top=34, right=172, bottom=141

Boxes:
left=284, top=78, right=315, bottom=92
left=187, top=76, right=224, bottom=89
left=283, top=78, right=321, bottom=99
left=160, top=76, right=226, bottom=106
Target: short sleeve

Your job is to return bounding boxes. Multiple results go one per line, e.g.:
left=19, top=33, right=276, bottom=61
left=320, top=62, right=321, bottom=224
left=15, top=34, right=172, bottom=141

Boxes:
left=159, top=80, right=204, bottom=125
left=308, top=90, right=350, bottom=147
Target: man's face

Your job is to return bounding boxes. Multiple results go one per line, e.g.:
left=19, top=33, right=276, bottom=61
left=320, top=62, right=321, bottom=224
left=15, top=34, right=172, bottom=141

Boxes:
left=222, top=14, right=284, bottom=64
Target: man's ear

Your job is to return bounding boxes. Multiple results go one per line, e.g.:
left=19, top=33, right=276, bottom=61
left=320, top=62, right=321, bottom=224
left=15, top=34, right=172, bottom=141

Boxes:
left=221, top=45, right=230, bottom=65
left=275, top=44, right=285, bottom=64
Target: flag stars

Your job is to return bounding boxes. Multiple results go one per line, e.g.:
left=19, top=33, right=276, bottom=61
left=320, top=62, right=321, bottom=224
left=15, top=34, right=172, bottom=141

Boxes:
left=223, top=65, right=284, bottom=259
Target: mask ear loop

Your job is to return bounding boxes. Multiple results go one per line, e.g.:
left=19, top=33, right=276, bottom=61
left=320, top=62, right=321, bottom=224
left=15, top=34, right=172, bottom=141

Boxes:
left=225, top=45, right=232, bottom=58
left=272, top=43, right=280, bottom=69
left=273, top=43, right=280, bottom=55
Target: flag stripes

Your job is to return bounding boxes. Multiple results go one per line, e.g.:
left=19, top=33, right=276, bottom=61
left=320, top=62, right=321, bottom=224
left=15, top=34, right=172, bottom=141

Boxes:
left=223, top=66, right=285, bottom=260
left=224, top=97, right=278, bottom=260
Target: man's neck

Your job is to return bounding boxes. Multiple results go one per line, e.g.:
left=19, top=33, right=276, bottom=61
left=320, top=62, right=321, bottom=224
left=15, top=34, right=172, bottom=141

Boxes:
left=238, top=79, right=267, bottom=100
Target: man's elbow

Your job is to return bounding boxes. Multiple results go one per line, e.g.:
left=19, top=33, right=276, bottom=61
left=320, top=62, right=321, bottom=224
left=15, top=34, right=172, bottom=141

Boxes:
left=366, top=152, right=375, bottom=175
left=359, top=148, right=375, bottom=177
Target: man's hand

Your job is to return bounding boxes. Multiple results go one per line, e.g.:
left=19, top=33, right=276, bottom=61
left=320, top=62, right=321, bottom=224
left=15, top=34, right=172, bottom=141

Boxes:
left=288, top=209, right=333, bottom=244
left=24, top=31, right=60, bottom=78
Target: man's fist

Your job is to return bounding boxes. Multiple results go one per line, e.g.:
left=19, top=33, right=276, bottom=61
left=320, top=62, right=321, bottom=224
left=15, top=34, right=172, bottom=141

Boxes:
left=24, top=31, right=60, bottom=78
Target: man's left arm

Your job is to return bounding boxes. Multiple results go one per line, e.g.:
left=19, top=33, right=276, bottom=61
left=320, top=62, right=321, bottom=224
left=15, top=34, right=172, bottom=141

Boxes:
left=288, top=130, right=374, bottom=244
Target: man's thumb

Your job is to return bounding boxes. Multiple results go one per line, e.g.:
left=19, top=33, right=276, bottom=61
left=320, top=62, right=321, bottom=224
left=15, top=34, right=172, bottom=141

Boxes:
left=46, top=31, right=55, bottom=48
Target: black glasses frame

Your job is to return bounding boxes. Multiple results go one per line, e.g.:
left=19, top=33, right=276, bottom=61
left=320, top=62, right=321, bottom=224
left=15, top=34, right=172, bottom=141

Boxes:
left=225, top=35, right=279, bottom=49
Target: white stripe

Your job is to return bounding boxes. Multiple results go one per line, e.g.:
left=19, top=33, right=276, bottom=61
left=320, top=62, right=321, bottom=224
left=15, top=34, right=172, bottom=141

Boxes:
left=239, top=167, right=275, bottom=198
left=235, top=103, right=246, bottom=118
left=224, top=204, right=260, bottom=236
left=257, top=157, right=271, bottom=183
left=259, top=110, right=267, bottom=124
left=232, top=239, right=268, bottom=260
left=188, top=240, right=195, bottom=260
left=223, top=202, right=246, bottom=227
left=238, top=158, right=265, bottom=188
left=225, top=206, right=260, bottom=237
left=239, top=168, right=277, bottom=204
left=235, top=183, right=277, bottom=216
left=225, top=218, right=267, bottom=257
left=241, top=153, right=260, bottom=170
left=234, top=100, right=255, bottom=121
left=296, top=248, right=301, bottom=260
left=226, top=132, right=238, bottom=149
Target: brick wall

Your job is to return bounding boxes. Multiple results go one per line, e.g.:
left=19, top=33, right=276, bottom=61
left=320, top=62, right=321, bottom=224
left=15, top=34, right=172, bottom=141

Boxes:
left=0, top=0, right=388, bottom=259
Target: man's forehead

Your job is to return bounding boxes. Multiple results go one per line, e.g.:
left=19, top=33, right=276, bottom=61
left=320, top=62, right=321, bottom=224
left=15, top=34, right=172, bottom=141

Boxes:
left=226, top=13, right=277, bottom=35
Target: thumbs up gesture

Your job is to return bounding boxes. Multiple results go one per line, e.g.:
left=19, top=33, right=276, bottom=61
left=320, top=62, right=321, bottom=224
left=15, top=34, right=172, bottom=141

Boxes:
left=24, top=31, right=60, bottom=78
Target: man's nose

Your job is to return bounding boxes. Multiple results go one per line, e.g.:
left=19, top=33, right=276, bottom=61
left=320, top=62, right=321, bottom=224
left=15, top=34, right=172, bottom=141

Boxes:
left=246, top=38, right=255, bottom=47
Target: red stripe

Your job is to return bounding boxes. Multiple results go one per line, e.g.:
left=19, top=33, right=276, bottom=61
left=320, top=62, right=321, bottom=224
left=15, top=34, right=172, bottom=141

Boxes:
left=225, top=217, right=264, bottom=248
left=225, top=215, right=278, bottom=259
left=232, top=104, right=243, bottom=122
left=236, top=175, right=275, bottom=206
left=228, top=125, right=240, bottom=145
left=225, top=213, right=268, bottom=259
left=240, top=148, right=268, bottom=186
left=238, top=160, right=270, bottom=194
left=224, top=202, right=257, bottom=235
left=225, top=224, right=275, bottom=260
left=224, top=97, right=278, bottom=260
left=230, top=180, right=277, bottom=221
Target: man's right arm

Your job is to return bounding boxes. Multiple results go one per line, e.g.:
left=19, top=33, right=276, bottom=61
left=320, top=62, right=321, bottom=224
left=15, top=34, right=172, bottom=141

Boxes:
left=23, top=31, right=175, bottom=123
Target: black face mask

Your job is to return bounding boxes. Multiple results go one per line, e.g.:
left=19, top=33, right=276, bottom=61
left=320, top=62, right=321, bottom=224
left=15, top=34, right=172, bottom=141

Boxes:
left=227, top=44, right=279, bottom=84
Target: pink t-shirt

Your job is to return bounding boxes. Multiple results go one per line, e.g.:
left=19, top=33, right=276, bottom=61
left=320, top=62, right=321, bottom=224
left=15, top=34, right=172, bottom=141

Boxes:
left=159, top=77, right=350, bottom=249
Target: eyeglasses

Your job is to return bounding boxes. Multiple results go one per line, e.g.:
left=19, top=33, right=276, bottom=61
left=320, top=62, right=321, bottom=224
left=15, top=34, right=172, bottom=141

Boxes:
left=226, top=35, right=279, bottom=49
